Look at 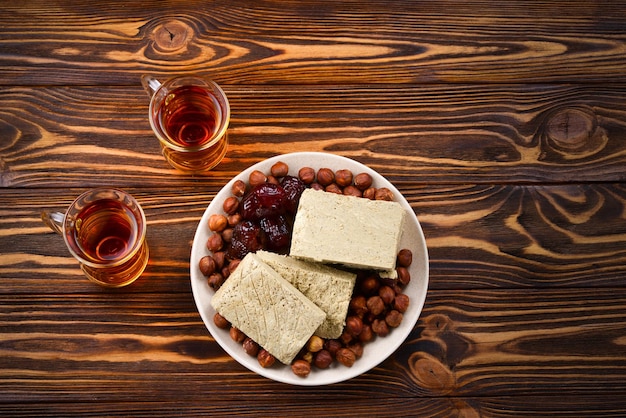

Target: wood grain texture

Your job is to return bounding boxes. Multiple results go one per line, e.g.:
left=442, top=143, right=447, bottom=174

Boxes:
left=0, top=1, right=625, bottom=86
left=2, top=84, right=626, bottom=187
left=1, top=185, right=625, bottom=294
left=0, top=289, right=624, bottom=407
left=2, top=1, right=626, bottom=416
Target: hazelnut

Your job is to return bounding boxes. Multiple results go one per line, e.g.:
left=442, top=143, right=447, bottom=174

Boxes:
left=257, top=349, right=275, bottom=368
left=207, top=273, right=224, bottom=290
left=228, top=258, right=241, bottom=273
left=362, top=187, right=377, bottom=200
left=208, top=214, right=228, bottom=232
left=212, top=251, right=226, bottom=270
left=221, top=228, right=233, bottom=243
left=375, top=187, right=394, bottom=201
left=340, top=330, right=353, bottom=345
left=229, top=327, right=245, bottom=343
left=242, top=337, right=260, bottom=357
left=298, top=167, right=316, bottom=184
left=309, top=182, right=324, bottom=191
left=221, top=266, right=230, bottom=279
left=366, top=296, right=385, bottom=316
left=371, top=319, right=390, bottom=337
left=199, top=255, right=217, bottom=276
left=359, top=324, right=374, bottom=343
left=379, top=285, right=396, bottom=306
left=343, top=185, right=362, bottom=197
left=324, top=339, right=342, bottom=356
left=345, top=315, right=363, bottom=337
left=325, top=183, right=343, bottom=194
left=314, top=349, right=333, bottom=369
left=317, top=168, right=335, bottom=186
left=213, top=312, right=230, bottom=329
left=385, top=310, right=403, bottom=328
left=267, top=175, right=279, bottom=185
left=306, top=335, right=324, bottom=353
left=397, top=266, right=411, bottom=286
left=231, top=179, right=246, bottom=197
left=354, top=172, right=373, bottom=191
left=348, top=342, right=364, bottom=359
left=349, top=295, right=368, bottom=317
left=335, top=169, right=353, bottom=187
left=271, top=161, right=289, bottom=177
left=291, top=359, right=311, bottom=377
left=394, top=293, right=410, bottom=313
left=206, top=233, right=224, bottom=252
left=360, top=275, right=380, bottom=295
left=227, top=213, right=242, bottom=227
left=223, top=196, right=239, bottom=215
left=301, top=351, right=313, bottom=364
left=249, top=170, right=267, bottom=187
left=336, top=348, right=356, bottom=367
left=397, top=249, right=413, bottom=267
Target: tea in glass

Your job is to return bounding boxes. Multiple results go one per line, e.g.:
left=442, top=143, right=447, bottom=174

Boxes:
left=42, top=188, right=149, bottom=287
left=142, top=75, right=230, bottom=172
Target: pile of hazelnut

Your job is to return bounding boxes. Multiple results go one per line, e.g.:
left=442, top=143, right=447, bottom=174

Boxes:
left=199, top=161, right=412, bottom=378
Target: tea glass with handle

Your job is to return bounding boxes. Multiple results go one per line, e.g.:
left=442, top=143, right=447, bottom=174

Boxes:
left=141, top=74, right=230, bottom=173
left=41, top=188, right=149, bottom=288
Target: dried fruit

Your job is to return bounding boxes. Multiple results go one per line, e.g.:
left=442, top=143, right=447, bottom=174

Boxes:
left=259, top=215, right=291, bottom=251
left=240, top=183, right=288, bottom=221
left=227, top=220, right=265, bottom=260
left=280, top=175, right=306, bottom=213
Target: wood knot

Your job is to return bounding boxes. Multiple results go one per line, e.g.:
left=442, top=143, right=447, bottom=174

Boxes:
left=541, top=106, right=608, bottom=159
left=409, top=352, right=456, bottom=394
left=152, top=20, right=193, bottom=53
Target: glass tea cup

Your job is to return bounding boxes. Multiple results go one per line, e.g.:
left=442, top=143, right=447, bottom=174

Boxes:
left=41, top=188, right=149, bottom=288
left=141, top=74, right=230, bottom=173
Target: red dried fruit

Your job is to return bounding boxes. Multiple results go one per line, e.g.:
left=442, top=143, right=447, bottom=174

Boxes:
left=280, top=175, right=306, bottom=213
left=227, top=220, right=266, bottom=260
left=240, top=183, right=288, bottom=221
left=259, top=215, right=291, bottom=251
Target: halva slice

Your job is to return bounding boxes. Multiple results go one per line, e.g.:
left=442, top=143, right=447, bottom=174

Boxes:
left=256, top=250, right=357, bottom=339
left=210, top=253, right=326, bottom=365
left=290, top=188, right=405, bottom=273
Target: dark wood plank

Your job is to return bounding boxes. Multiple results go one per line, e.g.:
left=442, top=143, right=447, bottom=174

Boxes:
left=1, top=1, right=625, bottom=86
left=0, top=288, right=624, bottom=403
left=2, top=84, right=626, bottom=187
left=1, top=183, right=625, bottom=294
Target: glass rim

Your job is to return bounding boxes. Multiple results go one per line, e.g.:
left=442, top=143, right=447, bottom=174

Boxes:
left=148, top=77, right=231, bottom=153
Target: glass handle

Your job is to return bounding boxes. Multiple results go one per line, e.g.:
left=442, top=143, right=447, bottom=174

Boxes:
left=141, top=74, right=162, bottom=98
left=41, top=211, right=65, bottom=235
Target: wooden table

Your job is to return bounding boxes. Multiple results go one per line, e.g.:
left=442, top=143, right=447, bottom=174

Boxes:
left=2, top=1, right=626, bottom=416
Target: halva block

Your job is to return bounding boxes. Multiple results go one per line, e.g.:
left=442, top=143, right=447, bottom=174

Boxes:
left=210, top=253, right=326, bottom=365
left=289, top=189, right=405, bottom=273
left=256, top=250, right=357, bottom=339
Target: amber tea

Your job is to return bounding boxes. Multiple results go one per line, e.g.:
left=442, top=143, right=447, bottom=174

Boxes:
left=42, top=188, right=149, bottom=288
left=142, top=75, right=230, bottom=172
left=73, top=199, right=138, bottom=263
left=157, top=85, right=222, bottom=147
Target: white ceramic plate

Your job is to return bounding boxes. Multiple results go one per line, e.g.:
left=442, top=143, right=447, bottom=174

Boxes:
left=190, top=152, right=429, bottom=386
